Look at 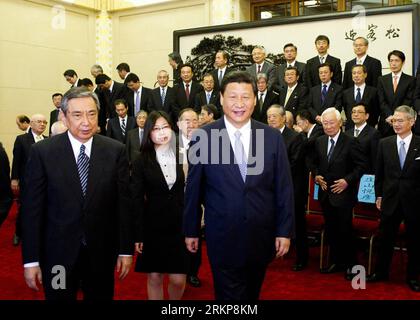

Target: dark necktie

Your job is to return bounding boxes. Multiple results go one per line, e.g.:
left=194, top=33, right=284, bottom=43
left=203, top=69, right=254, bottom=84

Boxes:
left=218, top=70, right=223, bottom=86
left=257, top=64, right=261, bottom=73
left=161, top=87, right=166, bottom=105
left=355, top=128, right=360, bottom=137
left=185, top=83, right=190, bottom=101
left=121, top=118, right=126, bottom=136
left=259, top=93, right=264, bottom=111
left=327, top=138, right=335, bottom=162
left=321, top=84, right=328, bottom=104
left=77, top=144, right=89, bottom=197
left=355, top=87, right=362, bottom=103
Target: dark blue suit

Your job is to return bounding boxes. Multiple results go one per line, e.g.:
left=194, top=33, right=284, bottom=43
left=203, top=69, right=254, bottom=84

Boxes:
left=183, top=117, right=294, bottom=300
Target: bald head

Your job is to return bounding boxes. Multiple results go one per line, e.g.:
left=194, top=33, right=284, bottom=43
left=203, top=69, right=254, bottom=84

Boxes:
left=30, top=114, right=47, bottom=135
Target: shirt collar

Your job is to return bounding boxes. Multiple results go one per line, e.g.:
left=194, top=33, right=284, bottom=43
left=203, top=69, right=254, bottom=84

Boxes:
left=224, top=115, right=251, bottom=135
left=397, top=132, right=413, bottom=147
left=354, top=121, right=367, bottom=132
left=109, top=81, right=114, bottom=92
left=356, top=54, right=367, bottom=64
left=329, top=131, right=340, bottom=143
left=67, top=131, right=93, bottom=160
left=392, top=71, right=402, bottom=78
left=321, top=81, right=332, bottom=88
left=355, top=83, right=366, bottom=91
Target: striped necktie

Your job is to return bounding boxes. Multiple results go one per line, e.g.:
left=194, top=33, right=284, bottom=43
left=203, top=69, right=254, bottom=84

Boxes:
left=77, top=144, right=89, bottom=197
left=121, top=118, right=126, bottom=136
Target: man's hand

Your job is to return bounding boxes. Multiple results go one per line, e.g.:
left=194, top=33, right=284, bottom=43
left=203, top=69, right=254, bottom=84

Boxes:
left=385, top=115, right=393, bottom=125
left=315, top=115, right=322, bottom=124
left=315, top=175, right=327, bottom=191
left=135, top=242, right=143, bottom=254
left=275, top=237, right=290, bottom=258
left=185, top=237, right=199, bottom=253
left=11, top=179, right=19, bottom=193
left=376, top=197, right=382, bottom=211
left=116, top=256, right=132, bottom=280
left=330, top=179, right=348, bottom=194
left=24, top=266, right=42, bottom=291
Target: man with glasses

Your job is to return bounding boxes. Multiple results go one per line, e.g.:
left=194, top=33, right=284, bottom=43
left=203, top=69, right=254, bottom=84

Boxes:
left=11, top=114, right=48, bottom=246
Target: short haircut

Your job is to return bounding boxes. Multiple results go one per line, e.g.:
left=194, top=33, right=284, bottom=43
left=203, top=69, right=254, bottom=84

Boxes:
left=114, top=99, right=127, bottom=108
left=267, top=104, right=285, bottom=116
left=203, top=73, right=215, bottom=81
left=318, top=63, right=333, bottom=73
left=168, top=52, right=183, bottom=65
left=50, top=121, right=68, bottom=136
left=216, top=50, right=230, bottom=62
left=352, top=103, right=369, bottom=113
left=395, top=105, right=416, bottom=120
left=63, top=69, right=77, bottom=77
left=388, top=50, right=406, bottom=63
left=201, top=104, right=219, bottom=119
left=178, top=108, right=197, bottom=121
left=315, top=35, right=330, bottom=44
left=283, top=43, right=297, bottom=51
left=284, top=66, right=300, bottom=77
left=91, top=64, right=103, bottom=73
left=221, top=71, right=257, bottom=96
left=116, top=62, right=130, bottom=72
left=95, top=74, right=111, bottom=85
left=296, top=109, right=315, bottom=124
left=136, top=110, right=148, bottom=118
left=180, top=63, right=194, bottom=73
left=252, top=45, right=266, bottom=54
left=125, top=73, right=140, bottom=83
left=351, top=64, right=367, bottom=73
left=61, top=87, right=100, bottom=114
left=256, top=73, right=268, bottom=81
left=354, top=37, right=369, bottom=46
left=321, top=107, right=341, bottom=122
left=52, top=93, right=63, bottom=99
left=80, top=78, right=93, bottom=87
left=17, top=115, right=30, bottom=124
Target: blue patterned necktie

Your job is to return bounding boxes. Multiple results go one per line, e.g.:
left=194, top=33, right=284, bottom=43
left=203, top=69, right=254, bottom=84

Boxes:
left=77, top=144, right=89, bottom=197
left=327, top=138, right=335, bottom=162
left=206, top=92, right=211, bottom=104
left=234, top=131, right=247, bottom=182
left=355, top=87, right=362, bottom=103
left=321, top=84, right=327, bottom=104
left=399, top=140, right=406, bottom=169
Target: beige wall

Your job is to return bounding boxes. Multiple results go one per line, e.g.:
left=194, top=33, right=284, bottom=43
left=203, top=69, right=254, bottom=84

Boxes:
left=111, top=0, right=209, bottom=88
left=0, top=0, right=97, bottom=156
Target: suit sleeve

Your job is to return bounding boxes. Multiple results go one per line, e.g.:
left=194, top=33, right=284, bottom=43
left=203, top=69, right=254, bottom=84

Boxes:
left=374, top=139, right=385, bottom=198
left=274, top=133, right=294, bottom=237
left=403, top=76, right=416, bottom=106
left=344, top=138, right=366, bottom=186
left=377, top=78, right=393, bottom=118
left=106, top=121, right=113, bottom=138
left=21, top=144, right=47, bottom=264
left=130, top=155, right=146, bottom=242
left=267, top=64, right=277, bottom=90
left=298, top=86, right=309, bottom=112
left=332, top=59, right=343, bottom=85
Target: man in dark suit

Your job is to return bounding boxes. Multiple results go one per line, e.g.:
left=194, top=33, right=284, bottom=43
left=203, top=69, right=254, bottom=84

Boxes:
left=211, top=50, right=233, bottom=92
left=308, top=63, right=343, bottom=123
left=173, top=64, right=203, bottom=118
left=184, top=71, right=294, bottom=300
left=21, top=87, right=133, bottom=300
left=377, top=50, right=416, bottom=137
left=246, top=46, right=277, bottom=90
left=11, top=114, right=48, bottom=246
left=278, top=66, right=308, bottom=118
left=63, top=69, right=81, bottom=88
left=126, top=110, right=147, bottom=166
left=252, top=73, right=279, bottom=123
left=0, top=142, right=13, bottom=227
left=194, top=73, right=221, bottom=114
left=273, top=43, right=306, bottom=92
left=49, top=93, right=63, bottom=134
left=411, top=73, right=420, bottom=135
left=95, top=74, right=128, bottom=120
left=150, top=70, right=176, bottom=122
left=313, top=107, right=365, bottom=279
left=368, top=106, right=420, bottom=292
left=305, top=35, right=342, bottom=88
left=125, top=73, right=152, bottom=117
left=267, top=105, right=307, bottom=271
left=89, top=65, right=107, bottom=135
left=342, top=64, right=379, bottom=129
left=106, top=99, right=136, bottom=144
left=116, top=62, right=131, bottom=84
left=199, top=104, right=218, bottom=127
left=342, top=37, right=382, bottom=90
left=344, top=103, right=381, bottom=174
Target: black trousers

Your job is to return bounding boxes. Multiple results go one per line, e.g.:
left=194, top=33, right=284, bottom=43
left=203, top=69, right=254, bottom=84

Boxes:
left=375, top=202, right=420, bottom=280
left=321, top=199, right=356, bottom=267
left=210, top=263, right=267, bottom=300
left=188, top=237, right=202, bottom=277
left=43, top=244, right=115, bottom=300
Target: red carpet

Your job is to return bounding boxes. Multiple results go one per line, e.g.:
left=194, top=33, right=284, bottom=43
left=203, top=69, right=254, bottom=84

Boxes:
left=0, top=202, right=419, bottom=300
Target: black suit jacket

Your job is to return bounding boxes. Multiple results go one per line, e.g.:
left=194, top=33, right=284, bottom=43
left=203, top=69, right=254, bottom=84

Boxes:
left=150, top=86, right=176, bottom=114
left=313, top=132, right=365, bottom=207
left=345, top=124, right=381, bottom=174
left=377, top=73, right=416, bottom=136
left=246, top=61, right=277, bottom=89
left=194, top=90, right=221, bottom=114
left=273, top=61, right=306, bottom=92
left=173, top=81, right=203, bottom=117
left=278, top=84, right=309, bottom=117
left=126, top=87, right=152, bottom=117
left=342, top=55, right=382, bottom=89
left=252, top=90, right=279, bottom=123
left=375, top=135, right=420, bottom=218
left=11, top=133, right=37, bottom=187
left=303, top=124, right=324, bottom=173
left=21, top=133, right=133, bottom=286
left=106, top=116, right=136, bottom=144
left=49, top=109, right=60, bottom=133
left=126, top=127, right=143, bottom=164
left=102, top=81, right=128, bottom=119
left=412, top=74, right=420, bottom=134
left=211, top=67, right=233, bottom=92
left=308, top=83, right=343, bottom=118
left=342, top=85, right=379, bottom=128
left=305, top=55, right=342, bottom=88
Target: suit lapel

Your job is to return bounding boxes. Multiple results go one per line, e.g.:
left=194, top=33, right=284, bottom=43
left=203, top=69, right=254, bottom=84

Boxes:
left=328, top=132, right=344, bottom=165
left=61, top=134, right=84, bottom=202
left=84, top=135, right=105, bottom=206
left=402, top=136, right=420, bottom=172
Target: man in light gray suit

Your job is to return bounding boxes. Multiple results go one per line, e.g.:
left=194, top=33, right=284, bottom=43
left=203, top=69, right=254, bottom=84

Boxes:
left=246, top=46, right=276, bottom=90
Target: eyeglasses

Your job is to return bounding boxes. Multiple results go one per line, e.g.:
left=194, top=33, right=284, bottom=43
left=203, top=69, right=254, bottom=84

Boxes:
left=152, top=125, right=170, bottom=132
left=391, top=118, right=409, bottom=124
left=33, top=120, right=48, bottom=125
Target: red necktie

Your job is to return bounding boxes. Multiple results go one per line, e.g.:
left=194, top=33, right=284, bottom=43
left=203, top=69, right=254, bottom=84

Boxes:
left=185, top=83, right=190, bottom=101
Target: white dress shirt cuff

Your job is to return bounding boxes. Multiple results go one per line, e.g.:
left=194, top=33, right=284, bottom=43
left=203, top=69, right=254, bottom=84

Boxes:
left=119, top=254, right=132, bottom=257
left=24, top=262, right=40, bottom=268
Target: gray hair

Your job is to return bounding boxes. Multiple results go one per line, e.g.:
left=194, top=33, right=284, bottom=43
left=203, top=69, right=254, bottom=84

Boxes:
left=50, top=121, right=68, bottom=136
left=321, top=107, right=341, bottom=122
left=90, top=64, right=103, bottom=73
left=395, top=105, right=417, bottom=120
left=253, top=45, right=266, bottom=54
left=267, top=104, right=285, bottom=116
left=61, top=87, right=100, bottom=114
left=256, top=73, right=268, bottom=82
left=354, top=37, right=369, bottom=46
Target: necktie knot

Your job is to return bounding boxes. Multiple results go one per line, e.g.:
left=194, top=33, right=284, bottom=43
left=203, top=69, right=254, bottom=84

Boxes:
left=355, top=87, right=362, bottom=103
left=80, top=144, right=86, bottom=154
left=355, top=129, right=360, bottom=137
left=320, top=56, right=324, bottom=64
left=234, top=130, right=241, bottom=139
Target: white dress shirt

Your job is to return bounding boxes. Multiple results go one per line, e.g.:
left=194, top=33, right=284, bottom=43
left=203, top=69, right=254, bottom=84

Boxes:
left=328, top=131, right=340, bottom=155
left=397, top=132, right=413, bottom=155
left=156, top=145, right=177, bottom=190
left=355, top=54, right=367, bottom=65
left=224, top=115, right=251, bottom=160
left=354, top=83, right=366, bottom=99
